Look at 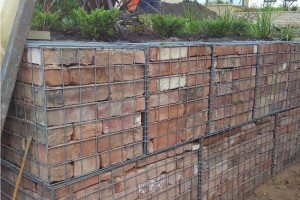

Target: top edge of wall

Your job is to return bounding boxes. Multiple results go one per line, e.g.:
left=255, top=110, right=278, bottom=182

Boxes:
left=25, top=40, right=300, bottom=48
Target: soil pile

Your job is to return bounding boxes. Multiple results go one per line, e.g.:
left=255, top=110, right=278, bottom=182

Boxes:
left=247, top=161, right=300, bottom=200
left=160, top=1, right=217, bottom=18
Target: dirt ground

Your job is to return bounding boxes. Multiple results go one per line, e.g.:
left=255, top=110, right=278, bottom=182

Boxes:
left=247, top=161, right=300, bottom=200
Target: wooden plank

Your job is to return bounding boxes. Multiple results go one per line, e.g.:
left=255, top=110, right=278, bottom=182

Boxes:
left=1, top=0, right=37, bottom=132
left=27, top=30, right=51, bottom=40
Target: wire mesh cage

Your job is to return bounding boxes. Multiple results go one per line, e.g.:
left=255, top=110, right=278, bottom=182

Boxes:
left=1, top=40, right=300, bottom=200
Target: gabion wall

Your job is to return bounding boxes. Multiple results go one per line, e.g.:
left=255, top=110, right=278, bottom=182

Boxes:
left=1, top=41, right=300, bottom=200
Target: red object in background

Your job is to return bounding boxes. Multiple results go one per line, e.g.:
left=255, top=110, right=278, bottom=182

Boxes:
left=128, top=0, right=139, bottom=11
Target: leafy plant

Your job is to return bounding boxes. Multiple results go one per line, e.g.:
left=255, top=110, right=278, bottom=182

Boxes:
left=199, top=11, right=254, bottom=38
left=75, top=8, right=120, bottom=40
left=253, top=7, right=273, bottom=39
left=151, top=14, right=186, bottom=37
left=280, top=25, right=295, bottom=41
left=184, top=2, right=202, bottom=34
left=31, top=2, right=61, bottom=31
left=291, top=6, right=298, bottom=11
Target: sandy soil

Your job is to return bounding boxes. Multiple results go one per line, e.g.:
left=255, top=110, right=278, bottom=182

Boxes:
left=247, top=161, right=300, bottom=200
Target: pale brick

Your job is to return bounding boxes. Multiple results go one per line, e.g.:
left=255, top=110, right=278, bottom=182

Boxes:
left=158, top=75, right=186, bottom=91
left=74, top=156, right=100, bottom=177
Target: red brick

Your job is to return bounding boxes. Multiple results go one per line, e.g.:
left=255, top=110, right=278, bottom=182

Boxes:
left=149, top=58, right=211, bottom=77
left=95, top=49, right=145, bottom=65
left=98, top=128, right=143, bottom=152
left=184, top=112, right=208, bottom=140
left=260, top=43, right=290, bottom=54
left=188, top=46, right=212, bottom=57
left=151, top=132, right=183, bottom=151
left=215, top=45, right=257, bottom=56
left=186, top=99, right=209, bottom=114
left=102, top=113, right=141, bottom=134
left=258, top=63, right=288, bottom=75
left=233, top=67, right=256, bottom=80
left=46, top=104, right=97, bottom=126
left=187, top=71, right=211, bottom=86
left=260, top=54, right=289, bottom=65
left=18, top=65, right=70, bottom=87
left=72, top=121, right=102, bottom=140
left=110, top=81, right=144, bottom=100
left=69, top=67, right=114, bottom=85
left=73, top=181, right=112, bottom=199
left=114, top=65, right=144, bottom=81
left=99, top=148, right=127, bottom=168
left=35, top=139, right=97, bottom=166
left=178, top=85, right=210, bottom=101
left=149, top=104, right=185, bottom=122
left=149, top=118, right=186, bottom=138
left=98, top=99, right=138, bottom=119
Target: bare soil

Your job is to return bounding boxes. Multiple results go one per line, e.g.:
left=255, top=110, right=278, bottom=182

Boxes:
left=247, top=161, right=300, bottom=200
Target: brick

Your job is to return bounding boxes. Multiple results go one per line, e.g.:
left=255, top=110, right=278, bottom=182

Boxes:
left=99, top=148, right=126, bottom=168
left=125, top=143, right=143, bottom=160
left=149, top=91, right=179, bottom=108
left=98, top=128, right=143, bottom=152
left=178, top=85, right=210, bottom=101
left=186, top=99, right=209, bottom=114
left=138, top=174, right=167, bottom=198
left=95, top=49, right=145, bottom=65
left=149, top=118, right=186, bottom=139
left=149, top=104, right=185, bottom=122
left=188, top=46, right=212, bottom=57
left=187, top=71, right=211, bottom=87
left=102, top=113, right=141, bottom=134
left=69, top=67, right=114, bottom=85
left=233, top=79, right=255, bottom=91
left=73, top=181, right=112, bottom=200
left=23, top=48, right=94, bottom=65
left=110, top=81, right=144, bottom=100
left=74, top=156, right=100, bottom=177
left=215, top=82, right=234, bottom=95
left=35, top=139, right=97, bottom=166
left=149, top=58, right=211, bottom=77
left=151, top=132, right=183, bottom=151
left=260, top=54, right=289, bottom=65
left=233, top=67, right=256, bottom=80
left=215, top=45, right=257, bottom=56
left=158, top=75, right=187, bottom=92
left=150, top=47, right=188, bottom=61
left=72, top=121, right=102, bottom=140
left=98, top=99, right=139, bottom=119
left=267, top=73, right=288, bottom=84
left=114, top=65, right=144, bottom=81
left=184, top=112, right=208, bottom=140
left=4, top=117, right=73, bottom=147
left=15, top=84, right=109, bottom=108
left=18, top=65, right=70, bottom=87
left=48, top=164, right=74, bottom=182
left=215, top=70, right=233, bottom=83
left=115, top=170, right=147, bottom=193
left=258, top=63, right=288, bottom=75
left=216, top=56, right=240, bottom=68
left=260, top=43, right=290, bottom=54
left=44, top=104, right=97, bottom=126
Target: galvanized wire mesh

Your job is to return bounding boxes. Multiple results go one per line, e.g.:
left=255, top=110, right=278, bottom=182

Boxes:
left=1, top=41, right=300, bottom=200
